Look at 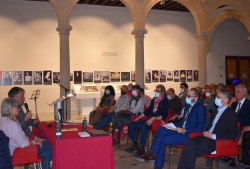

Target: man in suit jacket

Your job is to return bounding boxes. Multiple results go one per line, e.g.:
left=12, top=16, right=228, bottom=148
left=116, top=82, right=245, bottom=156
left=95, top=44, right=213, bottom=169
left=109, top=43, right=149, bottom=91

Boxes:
left=177, top=88, right=238, bottom=169
left=135, top=88, right=206, bottom=169
left=178, top=82, right=188, bottom=106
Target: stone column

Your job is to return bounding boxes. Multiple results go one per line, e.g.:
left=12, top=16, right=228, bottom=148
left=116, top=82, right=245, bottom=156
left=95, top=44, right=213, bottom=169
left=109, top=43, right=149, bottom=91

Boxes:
left=56, top=24, right=72, bottom=120
left=195, top=32, right=209, bottom=86
left=132, top=29, right=148, bottom=88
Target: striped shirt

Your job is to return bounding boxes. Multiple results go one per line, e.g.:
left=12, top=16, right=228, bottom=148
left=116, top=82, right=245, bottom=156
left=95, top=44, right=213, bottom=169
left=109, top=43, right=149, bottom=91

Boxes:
left=111, top=94, right=131, bottom=112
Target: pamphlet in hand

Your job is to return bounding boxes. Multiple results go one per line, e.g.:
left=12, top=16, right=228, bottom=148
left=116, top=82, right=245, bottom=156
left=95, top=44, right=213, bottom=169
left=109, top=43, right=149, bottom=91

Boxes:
left=161, top=121, right=176, bottom=130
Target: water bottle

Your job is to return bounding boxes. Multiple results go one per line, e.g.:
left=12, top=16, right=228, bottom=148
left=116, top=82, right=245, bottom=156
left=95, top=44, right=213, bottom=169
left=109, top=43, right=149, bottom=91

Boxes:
left=83, top=118, right=87, bottom=132
left=55, top=113, right=61, bottom=139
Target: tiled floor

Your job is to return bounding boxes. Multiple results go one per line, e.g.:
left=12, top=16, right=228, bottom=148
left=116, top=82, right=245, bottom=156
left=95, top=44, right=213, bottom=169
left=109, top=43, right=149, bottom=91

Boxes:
left=19, top=114, right=241, bottom=169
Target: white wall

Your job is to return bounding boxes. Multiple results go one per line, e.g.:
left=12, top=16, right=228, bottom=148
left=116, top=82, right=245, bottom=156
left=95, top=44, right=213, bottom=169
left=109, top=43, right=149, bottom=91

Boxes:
left=0, top=0, right=249, bottom=114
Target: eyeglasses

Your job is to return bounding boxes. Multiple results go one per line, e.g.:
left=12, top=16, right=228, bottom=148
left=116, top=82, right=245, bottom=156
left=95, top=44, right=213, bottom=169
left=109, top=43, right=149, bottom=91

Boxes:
left=187, top=95, right=197, bottom=97
left=216, top=96, right=227, bottom=99
left=154, top=90, right=162, bottom=93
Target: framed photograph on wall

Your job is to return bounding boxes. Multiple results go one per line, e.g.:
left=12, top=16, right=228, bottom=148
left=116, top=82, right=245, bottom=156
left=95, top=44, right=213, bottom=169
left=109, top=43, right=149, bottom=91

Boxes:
left=70, top=73, right=73, bottom=81
left=74, top=71, right=82, bottom=84
left=3, top=71, right=12, bottom=86
left=94, top=71, right=102, bottom=83
left=53, top=72, right=60, bottom=83
left=111, top=72, right=120, bottom=82
left=0, top=71, right=2, bottom=86
left=173, top=70, right=179, bottom=82
left=152, top=70, right=159, bottom=82
left=131, top=71, right=136, bottom=82
left=43, top=70, right=52, bottom=85
left=180, top=70, right=186, bottom=82
left=159, top=70, right=166, bottom=82
left=13, top=71, right=22, bottom=85
left=187, top=70, right=193, bottom=82
left=24, top=71, right=32, bottom=85
left=83, top=72, right=93, bottom=82
left=102, top=71, right=110, bottom=83
left=167, top=71, right=173, bottom=81
left=121, top=72, right=130, bottom=82
left=194, top=70, right=198, bottom=81
left=145, top=69, right=151, bottom=83
left=34, top=71, right=42, bottom=85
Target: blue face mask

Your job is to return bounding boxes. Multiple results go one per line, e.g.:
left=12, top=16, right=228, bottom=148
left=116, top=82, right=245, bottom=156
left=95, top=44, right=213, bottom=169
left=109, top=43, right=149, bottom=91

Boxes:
left=185, top=97, right=193, bottom=105
left=128, top=87, right=132, bottom=91
left=167, top=95, right=171, bottom=100
left=215, top=97, right=222, bottom=107
left=155, top=92, right=160, bottom=98
left=105, top=90, right=110, bottom=95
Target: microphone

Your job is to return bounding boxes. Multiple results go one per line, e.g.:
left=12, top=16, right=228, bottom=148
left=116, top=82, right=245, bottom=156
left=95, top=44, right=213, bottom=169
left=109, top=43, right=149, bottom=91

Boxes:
left=24, top=103, right=29, bottom=112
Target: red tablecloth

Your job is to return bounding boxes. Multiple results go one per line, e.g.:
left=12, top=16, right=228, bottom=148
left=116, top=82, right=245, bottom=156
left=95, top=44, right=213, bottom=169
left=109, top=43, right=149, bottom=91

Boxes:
left=33, top=122, right=115, bottom=169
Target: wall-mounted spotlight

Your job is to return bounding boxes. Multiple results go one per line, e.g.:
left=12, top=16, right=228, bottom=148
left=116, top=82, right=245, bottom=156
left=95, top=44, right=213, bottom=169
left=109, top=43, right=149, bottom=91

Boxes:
left=160, top=0, right=166, bottom=5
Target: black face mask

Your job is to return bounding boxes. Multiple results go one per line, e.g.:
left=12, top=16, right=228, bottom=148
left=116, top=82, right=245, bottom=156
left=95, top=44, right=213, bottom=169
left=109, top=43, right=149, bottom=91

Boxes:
left=121, top=91, right=127, bottom=95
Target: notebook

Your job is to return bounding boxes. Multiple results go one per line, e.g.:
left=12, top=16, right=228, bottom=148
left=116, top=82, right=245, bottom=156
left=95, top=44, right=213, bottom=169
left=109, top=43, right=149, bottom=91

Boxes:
left=87, top=130, right=109, bottom=136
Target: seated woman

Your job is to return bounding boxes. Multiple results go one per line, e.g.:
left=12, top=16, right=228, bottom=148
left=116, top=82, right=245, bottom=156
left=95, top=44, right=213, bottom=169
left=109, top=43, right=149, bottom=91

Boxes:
left=203, top=86, right=216, bottom=130
left=0, top=98, right=52, bottom=169
left=126, top=84, right=169, bottom=157
left=89, top=85, right=115, bottom=127
left=112, top=85, right=144, bottom=145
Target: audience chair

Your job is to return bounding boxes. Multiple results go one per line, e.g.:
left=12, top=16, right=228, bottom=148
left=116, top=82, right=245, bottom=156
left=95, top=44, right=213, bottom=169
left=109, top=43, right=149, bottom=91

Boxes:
left=12, top=145, right=43, bottom=169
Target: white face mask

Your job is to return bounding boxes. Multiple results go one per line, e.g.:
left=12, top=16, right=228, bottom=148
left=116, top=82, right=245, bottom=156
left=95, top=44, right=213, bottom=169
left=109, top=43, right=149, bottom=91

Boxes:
left=167, top=95, right=171, bottom=100
left=180, top=88, right=184, bottom=93
left=128, top=87, right=132, bottom=91
left=132, top=90, right=138, bottom=97
left=185, top=97, right=193, bottom=105
left=105, top=90, right=110, bottom=95
left=205, top=92, right=210, bottom=97
left=215, top=97, right=222, bottom=107
left=155, top=92, right=160, bottom=98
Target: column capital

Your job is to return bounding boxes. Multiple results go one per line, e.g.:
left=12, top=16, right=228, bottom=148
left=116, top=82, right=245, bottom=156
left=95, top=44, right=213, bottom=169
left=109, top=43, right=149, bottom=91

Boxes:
left=132, top=29, right=148, bottom=38
left=195, top=32, right=209, bottom=41
left=56, top=25, right=72, bottom=35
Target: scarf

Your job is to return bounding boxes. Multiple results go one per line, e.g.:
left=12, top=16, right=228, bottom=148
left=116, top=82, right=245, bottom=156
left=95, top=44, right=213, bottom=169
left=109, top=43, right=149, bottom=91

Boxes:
left=153, top=94, right=165, bottom=113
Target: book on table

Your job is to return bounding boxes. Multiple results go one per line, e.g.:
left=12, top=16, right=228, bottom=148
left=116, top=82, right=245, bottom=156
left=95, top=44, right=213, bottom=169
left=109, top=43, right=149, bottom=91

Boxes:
left=161, top=121, right=176, bottom=130
left=78, top=132, right=91, bottom=137
left=87, top=130, right=109, bottom=136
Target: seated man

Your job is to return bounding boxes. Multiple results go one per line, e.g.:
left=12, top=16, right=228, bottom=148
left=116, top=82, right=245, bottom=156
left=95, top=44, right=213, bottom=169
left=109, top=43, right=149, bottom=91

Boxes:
left=139, top=88, right=151, bottom=108
left=112, top=85, right=144, bottom=144
left=135, top=88, right=206, bottom=169
left=8, top=87, right=39, bottom=136
left=178, top=82, right=188, bottom=106
left=126, top=84, right=170, bottom=157
left=177, top=88, right=238, bottom=169
left=94, top=85, right=130, bottom=131
left=166, top=88, right=182, bottom=114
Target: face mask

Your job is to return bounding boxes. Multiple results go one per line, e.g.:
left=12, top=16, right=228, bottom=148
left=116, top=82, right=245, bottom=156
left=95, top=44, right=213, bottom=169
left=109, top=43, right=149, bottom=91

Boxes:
left=155, top=92, right=160, bottom=98
left=180, top=88, right=184, bottom=93
left=215, top=97, right=222, bottom=107
left=132, top=90, right=138, bottom=97
left=128, top=87, right=132, bottom=91
left=202, top=89, right=205, bottom=93
left=205, top=92, right=210, bottom=97
left=105, top=90, right=110, bottom=95
left=121, top=91, right=126, bottom=95
left=167, top=95, right=172, bottom=100
left=185, top=97, right=193, bottom=105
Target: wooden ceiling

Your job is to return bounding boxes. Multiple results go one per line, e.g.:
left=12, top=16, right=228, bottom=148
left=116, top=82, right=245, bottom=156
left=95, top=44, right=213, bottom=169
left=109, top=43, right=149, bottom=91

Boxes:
left=27, top=0, right=189, bottom=12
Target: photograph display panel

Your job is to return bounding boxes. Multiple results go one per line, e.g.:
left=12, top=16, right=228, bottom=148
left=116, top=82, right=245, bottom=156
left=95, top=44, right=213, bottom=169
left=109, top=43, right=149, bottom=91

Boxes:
left=94, top=71, right=102, bottom=83
left=167, top=71, right=173, bottom=81
left=34, top=71, right=42, bottom=85
left=159, top=70, right=166, bottom=82
left=174, top=70, right=180, bottom=82
left=180, top=70, right=186, bottom=82
left=70, top=73, right=73, bottom=81
left=43, top=70, right=52, bottom=85
left=131, top=71, right=135, bottom=82
left=83, top=72, right=93, bottom=82
left=3, top=71, right=12, bottom=86
left=0, top=71, right=2, bottom=86
left=111, top=72, right=120, bottom=82
left=194, top=70, right=198, bottom=81
left=102, top=71, right=110, bottom=83
left=13, top=71, right=22, bottom=85
left=53, top=72, right=60, bottom=83
left=152, top=70, right=159, bottom=82
left=121, top=72, right=130, bottom=82
left=145, top=69, right=151, bottom=83
left=24, top=71, right=32, bottom=85
left=187, top=70, right=193, bottom=82
left=74, top=71, right=82, bottom=84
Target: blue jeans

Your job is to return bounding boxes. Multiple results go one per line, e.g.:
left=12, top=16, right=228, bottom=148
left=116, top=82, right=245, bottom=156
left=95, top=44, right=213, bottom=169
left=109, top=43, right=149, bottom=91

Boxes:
left=128, top=120, right=148, bottom=146
left=37, top=140, right=52, bottom=169
left=94, top=113, right=114, bottom=130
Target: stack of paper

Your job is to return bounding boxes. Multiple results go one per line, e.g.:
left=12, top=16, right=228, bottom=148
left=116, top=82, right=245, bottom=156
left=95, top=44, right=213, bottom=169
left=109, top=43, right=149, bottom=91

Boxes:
left=161, top=121, right=176, bottom=130
left=78, top=132, right=91, bottom=138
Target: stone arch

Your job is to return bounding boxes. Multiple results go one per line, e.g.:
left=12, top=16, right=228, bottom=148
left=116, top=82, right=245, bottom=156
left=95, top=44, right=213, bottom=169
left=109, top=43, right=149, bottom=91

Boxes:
left=206, top=9, right=250, bottom=50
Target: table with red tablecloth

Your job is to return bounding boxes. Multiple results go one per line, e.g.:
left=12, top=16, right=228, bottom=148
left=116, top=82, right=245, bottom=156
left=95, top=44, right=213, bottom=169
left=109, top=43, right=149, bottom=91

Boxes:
left=33, top=122, right=115, bottom=169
